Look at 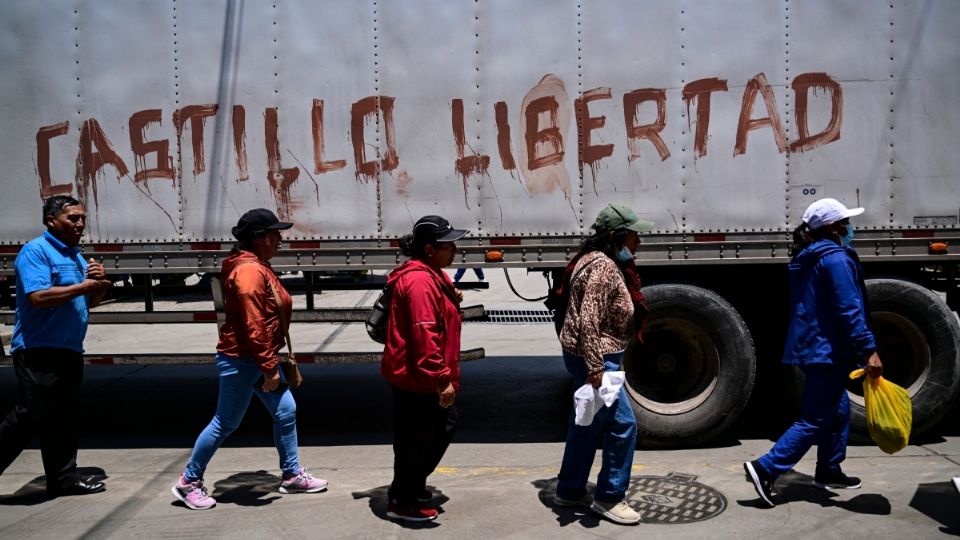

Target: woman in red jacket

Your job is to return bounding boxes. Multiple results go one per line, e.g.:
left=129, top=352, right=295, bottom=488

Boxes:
left=381, top=215, right=468, bottom=522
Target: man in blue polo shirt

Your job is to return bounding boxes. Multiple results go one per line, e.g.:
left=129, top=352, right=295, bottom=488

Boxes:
left=0, top=195, right=111, bottom=497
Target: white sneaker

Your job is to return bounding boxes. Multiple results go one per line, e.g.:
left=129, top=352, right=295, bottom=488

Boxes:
left=591, top=499, right=641, bottom=525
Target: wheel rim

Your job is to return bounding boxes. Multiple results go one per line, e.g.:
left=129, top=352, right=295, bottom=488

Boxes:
left=624, top=317, right=720, bottom=415
left=847, top=310, right=930, bottom=405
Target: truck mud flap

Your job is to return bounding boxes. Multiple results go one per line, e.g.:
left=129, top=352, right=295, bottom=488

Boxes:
left=847, top=279, right=960, bottom=437
left=623, top=284, right=756, bottom=447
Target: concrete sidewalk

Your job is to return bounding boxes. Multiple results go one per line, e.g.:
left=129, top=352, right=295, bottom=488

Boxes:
left=0, top=438, right=957, bottom=539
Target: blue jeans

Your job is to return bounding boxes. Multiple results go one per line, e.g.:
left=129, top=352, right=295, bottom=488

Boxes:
left=557, top=351, right=637, bottom=503
left=453, top=267, right=485, bottom=282
left=183, top=353, right=300, bottom=481
left=758, top=363, right=850, bottom=478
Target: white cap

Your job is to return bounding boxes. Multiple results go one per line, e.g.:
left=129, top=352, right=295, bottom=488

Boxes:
left=802, top=198, right=865, bottom=230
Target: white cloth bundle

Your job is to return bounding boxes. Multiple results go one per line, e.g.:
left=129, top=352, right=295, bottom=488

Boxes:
left=573, top=371, right=625, bottom=426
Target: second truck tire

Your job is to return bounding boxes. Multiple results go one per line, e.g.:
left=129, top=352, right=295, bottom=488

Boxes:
left=848, top=278, right=960, bottom=437
left=623, top=283, right=756, bottom=447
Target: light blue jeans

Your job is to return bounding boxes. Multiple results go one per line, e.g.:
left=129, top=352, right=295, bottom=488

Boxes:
left=557, top=350, right=637, bottom=503
left=183, top=353, right=300, bottom=481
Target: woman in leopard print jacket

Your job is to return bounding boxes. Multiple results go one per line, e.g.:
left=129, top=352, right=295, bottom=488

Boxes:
left=554, top=203, right=653, bottom=526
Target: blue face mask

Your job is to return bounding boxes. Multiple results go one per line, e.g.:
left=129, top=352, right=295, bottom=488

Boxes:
left=616, top=247, right=634, bottom=262
left=841, top=223, right=855, bottom=246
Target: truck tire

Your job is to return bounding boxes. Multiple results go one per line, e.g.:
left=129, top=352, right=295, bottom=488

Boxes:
left=623, top=284, right=756, bottom=447
left=848, top=279, right=960, bottom=437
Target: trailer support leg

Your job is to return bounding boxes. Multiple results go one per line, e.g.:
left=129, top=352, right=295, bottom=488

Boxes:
left=305, top=271, right=316, bottom=310
left=144, top=275, right=154, bottom=312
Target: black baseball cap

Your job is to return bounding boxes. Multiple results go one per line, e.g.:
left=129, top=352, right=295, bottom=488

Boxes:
left=413, top=215, right=469, bottom=244
left=231, top=208, right=293, bottom=240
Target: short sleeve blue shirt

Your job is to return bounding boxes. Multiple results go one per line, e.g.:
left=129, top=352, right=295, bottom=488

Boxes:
left=11, top=231, right=90, bottom=353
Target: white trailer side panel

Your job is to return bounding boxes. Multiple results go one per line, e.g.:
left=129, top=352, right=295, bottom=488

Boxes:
left=175, top=0, right=233, bottom=242
left=0, top=2, right=77, bottom=239
left=378, top=0, right=486, bottom=236
left=479, top=0, right=581, bottom=236
left=270, top=0, right=380, bottom=240
left=788, top=0, right=893, bottom=229
left=0, top=0, right=957, bottom=245
left=890, top=0, right=960, bottom=228
left=678, top=0, right=789, bottom=233
left=80, top=1, right=180, bottom=242
left=579, top=0, right=683, bottom=234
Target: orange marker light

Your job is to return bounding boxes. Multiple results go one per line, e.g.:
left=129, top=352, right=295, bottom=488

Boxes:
left=485, top=250, right=504, bottom=262
left=929, top=242, right=949, bottom=254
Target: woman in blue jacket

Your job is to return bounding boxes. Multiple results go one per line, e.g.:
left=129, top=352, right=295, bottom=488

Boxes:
left=744, top=198, right=883, bottom=507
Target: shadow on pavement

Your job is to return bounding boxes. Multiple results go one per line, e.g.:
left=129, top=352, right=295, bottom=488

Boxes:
left=351, top=484, right=447, bottom=529
left=0, top=466, right=107, bottom=506
left=207, top=470, right=282, bottom=507
left=736, top=470, right=891, bottom=514
left=0, top=355, right=956, bottom=449
left=532, top=478, right=603, bottom=529
left=0, top=358, right=572, bottom=449
left=909, top=481, right=960, bottom=536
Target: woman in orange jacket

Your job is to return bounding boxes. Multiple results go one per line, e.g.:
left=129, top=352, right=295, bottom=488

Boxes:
left=171, top=209, right=326, bottom=510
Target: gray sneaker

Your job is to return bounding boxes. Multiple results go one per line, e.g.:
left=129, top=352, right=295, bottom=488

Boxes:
left=591, top=499, right=641, bottom=525
left=554, top=492, right=593, bottom=507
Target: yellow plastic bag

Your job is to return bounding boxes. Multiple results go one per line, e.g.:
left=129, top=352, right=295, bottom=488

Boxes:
left=849, top=368, right=912, bottom=454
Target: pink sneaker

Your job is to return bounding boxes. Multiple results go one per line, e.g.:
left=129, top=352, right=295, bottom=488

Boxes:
left=171, top=475, right=216, bottom=510
left=279, top=469, right=328, bottom=494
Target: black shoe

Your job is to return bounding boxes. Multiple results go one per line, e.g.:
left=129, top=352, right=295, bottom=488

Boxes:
left=49, top=479, right=106, bottom=497
left=744, top=460, right=776, bottom=507
left=416, top=489, right=433, bottom=504
left=813, top=470, right=860, bottom=490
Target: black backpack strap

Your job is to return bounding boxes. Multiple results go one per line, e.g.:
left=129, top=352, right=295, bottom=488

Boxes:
left=548, top=254, right=601, bottom=336
left=569, top=257, right=599, bottom=288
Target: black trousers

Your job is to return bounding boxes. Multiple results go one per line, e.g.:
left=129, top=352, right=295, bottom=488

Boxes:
left=388, top=385, right=458, bottom=507
left=0, top=348, right=84, bottom=491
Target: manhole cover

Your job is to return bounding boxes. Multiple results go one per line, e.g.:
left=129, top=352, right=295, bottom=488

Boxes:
left=625, top=472, right=726, bottom=524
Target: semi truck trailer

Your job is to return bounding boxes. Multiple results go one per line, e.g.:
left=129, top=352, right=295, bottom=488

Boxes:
left=1, top=0, right=958, bottom=445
